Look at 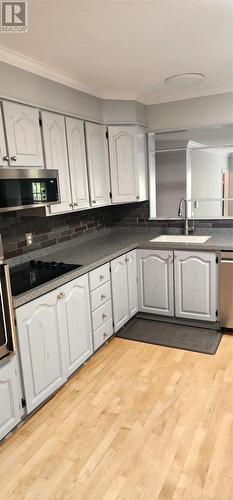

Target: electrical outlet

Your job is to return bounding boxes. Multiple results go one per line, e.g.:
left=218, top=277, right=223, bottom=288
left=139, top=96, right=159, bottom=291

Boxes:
left=25, top=233, right=33, bottom=246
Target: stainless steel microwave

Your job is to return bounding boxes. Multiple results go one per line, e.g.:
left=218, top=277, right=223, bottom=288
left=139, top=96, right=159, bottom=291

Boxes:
left=0, top=169, right=60, bottom=212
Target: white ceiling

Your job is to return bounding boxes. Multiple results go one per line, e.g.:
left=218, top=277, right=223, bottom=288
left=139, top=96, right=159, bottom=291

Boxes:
left=0, top=0, right=232, bottom=104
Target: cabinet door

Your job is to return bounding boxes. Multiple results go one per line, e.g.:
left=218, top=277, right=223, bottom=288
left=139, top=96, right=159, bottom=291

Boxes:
left=85, top=123, right=111, bottom=207
left=61, top=275, right=93, bottom=377
left=0, top=106, right=7, bottom=166
left=127, top=250, right=138, bottom=318
left=3, top=101, right=43, bottom=167
left=111, top=255, right=129, bottom=332
left=174, top=251, right=217, bottom=321
left=0, top=357, right=21, bottom=441
left=65, top=117, right=90, bottom=210
left=16, top=290, right=67, bottom=413
left=137, top=250, right=174, bottom=316
left=41, top=111, right=72, bottom=214
left=108, top=126, right=138, bottom=203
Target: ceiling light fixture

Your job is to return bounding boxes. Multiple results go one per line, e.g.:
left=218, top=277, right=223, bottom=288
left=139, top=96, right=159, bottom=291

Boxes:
left=165, top=73, right=205, bottom=86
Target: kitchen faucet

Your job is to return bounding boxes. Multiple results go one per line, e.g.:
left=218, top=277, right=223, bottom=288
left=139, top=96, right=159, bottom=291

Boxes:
left=178, top=198, right=193, bottom=235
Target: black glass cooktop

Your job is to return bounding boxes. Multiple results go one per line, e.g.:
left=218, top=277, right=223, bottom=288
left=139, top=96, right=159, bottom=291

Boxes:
left=10, top=260, right=82, bottom=296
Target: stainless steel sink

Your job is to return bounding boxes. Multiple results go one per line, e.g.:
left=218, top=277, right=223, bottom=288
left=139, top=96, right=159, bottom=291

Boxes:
left=150, top=235, right=211, bottom=243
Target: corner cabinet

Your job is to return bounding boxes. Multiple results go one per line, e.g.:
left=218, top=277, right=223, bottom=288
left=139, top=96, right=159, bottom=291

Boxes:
left=108, top=125, right=148, bottom=203
left=2, top=101, right=44, bottom=167
left=65, top=117, right=90, bottom=211
left=174, top=251, right=217, bottom=321
left=0, top=357, right=21, bottom=441
left=41, top=111, right=72, bottom=215
left=85, top=122, right=111, bottom=207
left=137, top=250, right=174, bottom=317
left=111, top=250, right=138, bottom=332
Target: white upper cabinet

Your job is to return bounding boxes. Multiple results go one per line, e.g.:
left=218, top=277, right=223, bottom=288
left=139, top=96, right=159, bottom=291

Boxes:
left=174, top=251, right=217, bottom=321
left=16, top=288, right=68, bottom=413
left=126, top=250, right=138, bottom=318
left=137, top=249, right=174, bottom=317
left=41, top=111, right=72, bottom=214
left=61, top=275, right=93, bottom=377
left=108, top=125, right=148, bottom=204
left=2, top=101, right=44, bottom=167
left=65, top=117, right=90, bottom=210
left=0, top=357, right=21, bottom=441
left=85, top=122, right=111, bottom=207
left=0, top=106, right=8, bottom=166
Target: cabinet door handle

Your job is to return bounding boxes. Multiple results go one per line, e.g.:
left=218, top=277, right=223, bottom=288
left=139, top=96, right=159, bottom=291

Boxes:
left=69, top=203, right=74, bottom=208
left=103, top=332, right=108, bottom=338
left=102, top=313, right=107, bottom=320
left=57, top=292, right=65, bottom=300
left=11, top=155, right=17, bottom=161
left=73, top=202, right=78, bottom=207
left=101, top=294, right=106, bottom=300
left=3, top=155, right=9, bottom=161
left=92, top=200, right=96, bottom=204
left=125, top=257, right=129, bottom=262
left=136, top=195, right=140, bottom=200
left=99, top=275, right=105, bottom=280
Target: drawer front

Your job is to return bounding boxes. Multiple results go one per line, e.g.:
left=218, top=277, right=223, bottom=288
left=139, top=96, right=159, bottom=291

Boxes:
left=93, top=319, right=113, bottom=351
left=90, top=281, right=111, bottom=311
left=92, top=300, right=112, bottom=331
left=89, top=263, right=110, bottom=291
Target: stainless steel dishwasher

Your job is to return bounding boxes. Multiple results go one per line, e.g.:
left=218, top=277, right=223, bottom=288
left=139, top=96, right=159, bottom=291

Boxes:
left=220, top=252, right=233, bottom=329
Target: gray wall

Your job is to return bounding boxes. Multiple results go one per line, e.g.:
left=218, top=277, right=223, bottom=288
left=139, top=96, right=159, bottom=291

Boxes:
left=0, top=62, right=103, bottom=122
left=0, top=62, right=147, bottom=124
left=147, top=93, right=233, bottom=131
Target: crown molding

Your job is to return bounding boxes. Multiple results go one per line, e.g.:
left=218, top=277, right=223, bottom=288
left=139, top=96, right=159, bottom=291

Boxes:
left=0, top=44, right=232, bottom=105
left=0, top=45, right=102, bottom=97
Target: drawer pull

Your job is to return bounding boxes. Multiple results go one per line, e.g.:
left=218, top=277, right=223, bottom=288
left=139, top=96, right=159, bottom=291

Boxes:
left=11, top=155, right=17, bottom=161
left=101, top=294, right=106, bottom=300
left=102, top=313, right=107, bottom=320
left=3, top=155, right=9, bottom=161
left=99, top=275, right=105, bottom=280
left=103, top=332, right=108, bottom=338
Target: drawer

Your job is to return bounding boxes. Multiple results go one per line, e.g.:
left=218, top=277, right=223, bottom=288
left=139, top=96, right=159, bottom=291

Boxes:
left=89, top=263, right=110, bottom=291
left=93, top=319, right=113, bottom=351
left=90, top=281, right=111, bottom=311
left=92, top=300, right=112, bottom=331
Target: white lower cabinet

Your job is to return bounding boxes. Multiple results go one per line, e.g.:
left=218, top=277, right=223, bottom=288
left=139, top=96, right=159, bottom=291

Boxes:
left=16, top=289, right=68, bottom=414
left=16, top=274, right=94, bottom=412
left=111, top=250, right=138, bottom=333
left=137, top=250, right=174, bottom=316
left=0, top=357, right=21, bottom=440
left=174, top=251, right=217, bottom=321
left=89, top=264, right=113, bottom=351
left=61, top=275, right=93, bottom=377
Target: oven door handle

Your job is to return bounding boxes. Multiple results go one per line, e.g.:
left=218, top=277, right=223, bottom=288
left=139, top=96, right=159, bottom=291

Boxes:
left=2, top=264, right=16, bottom=354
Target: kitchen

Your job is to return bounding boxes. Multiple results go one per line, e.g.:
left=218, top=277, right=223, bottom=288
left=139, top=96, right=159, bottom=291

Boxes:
left=0, top=1, right=233, bottom=499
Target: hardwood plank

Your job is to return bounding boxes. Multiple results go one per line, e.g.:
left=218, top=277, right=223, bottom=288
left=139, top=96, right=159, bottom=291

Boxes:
left=0, top=334, right=232, bottom=500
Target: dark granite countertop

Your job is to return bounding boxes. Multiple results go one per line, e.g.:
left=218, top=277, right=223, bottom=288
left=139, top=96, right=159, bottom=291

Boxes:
left=12, top=227, right=233, bottom=309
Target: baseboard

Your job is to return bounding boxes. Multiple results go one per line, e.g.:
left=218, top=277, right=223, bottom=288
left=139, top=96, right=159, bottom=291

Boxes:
left=135, top=312, right=220, bottom=331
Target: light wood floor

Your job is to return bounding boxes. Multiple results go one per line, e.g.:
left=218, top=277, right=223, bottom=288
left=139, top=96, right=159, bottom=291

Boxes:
left=0, top=334, right=233, bottom=500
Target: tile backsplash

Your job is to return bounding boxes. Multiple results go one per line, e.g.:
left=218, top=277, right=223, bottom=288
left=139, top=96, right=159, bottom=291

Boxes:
left=1, top=201, right=232, bottom=259
left=0, top=207, right=111, bottom=259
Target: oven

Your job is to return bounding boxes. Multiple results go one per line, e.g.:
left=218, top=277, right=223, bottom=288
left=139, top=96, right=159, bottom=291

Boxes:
left=0, top=236, right=16, bottom=364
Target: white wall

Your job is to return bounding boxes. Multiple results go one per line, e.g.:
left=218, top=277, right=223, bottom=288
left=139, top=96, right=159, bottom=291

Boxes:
left=147, top=93, right=233, bottom=131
